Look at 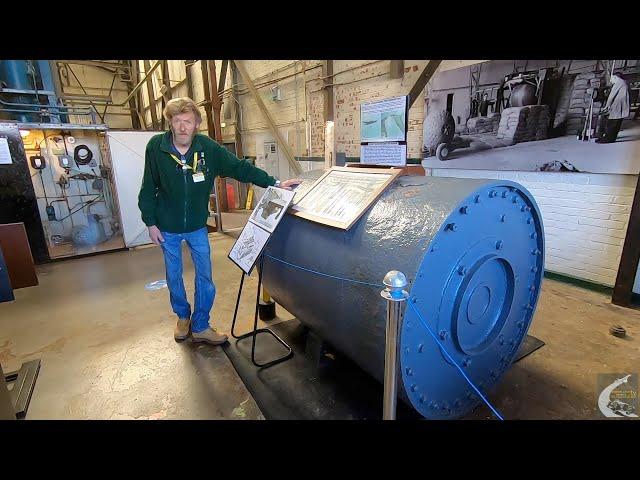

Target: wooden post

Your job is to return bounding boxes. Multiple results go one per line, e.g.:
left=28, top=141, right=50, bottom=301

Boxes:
left=143, top=60, right=159, bottom=130
left=612, top=174, right=640, bottom=307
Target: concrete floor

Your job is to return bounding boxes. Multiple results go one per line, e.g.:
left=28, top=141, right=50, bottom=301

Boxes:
left=0, top=231, right=289, bottom=420
left=468, top=279, right=640, bottom=419
left=422, top=120, right=640, bottom=174
left=209, top=209, right=254, bottom=232
left=1, top=229, right=639, bottom=419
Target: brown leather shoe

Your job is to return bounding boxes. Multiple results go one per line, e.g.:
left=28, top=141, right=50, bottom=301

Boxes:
left=174, top=318, right=191, bottom=341
left=191, top=327, right=228, bottom=345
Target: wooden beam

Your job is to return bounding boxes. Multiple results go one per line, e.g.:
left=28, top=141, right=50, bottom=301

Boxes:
left=162, top=60, right=172, bottom=100
left=143, top=60, right=159, bottom=130
left=207, top=60, right=228, bottom=212
left=200, top=61, right=216, bottom=138
left=185, top=61, right=194, bottom=100
left=198, top=60, right=223, bottom=228
left=218, top=60, right=228, bottom=99
left=231, top=62, right=243, bottom=158
left=127, top=60, right=141, bottom=129
left=407, top=60, right=442, bottom=109
left=160, top=60, right=171, bottom=129
left=208, top=60, right=223, bottom=139
left=230, top=63, right=248, bottom=209
left=135, top=61, right=146, bottom=129
left=233, top=60, right=302, bottom=176
left=612, top=174, right=640, bottom=307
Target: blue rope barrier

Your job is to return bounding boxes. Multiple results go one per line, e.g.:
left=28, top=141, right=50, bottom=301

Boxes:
left=264, top=254, right=384, bottom=288
left=407, top=301, right=504, bottom=420
left=262, top=253, right=505, bottom=420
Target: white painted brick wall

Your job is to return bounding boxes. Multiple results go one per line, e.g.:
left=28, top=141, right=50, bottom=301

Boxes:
left=429, top=168, right=635, bottom=287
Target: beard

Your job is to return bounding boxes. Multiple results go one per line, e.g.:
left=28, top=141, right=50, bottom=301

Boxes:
left=172, top=129, right=196, bottom=147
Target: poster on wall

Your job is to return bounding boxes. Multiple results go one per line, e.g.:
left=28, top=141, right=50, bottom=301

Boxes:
left=420, top=60, right=640, bottom=174
left=360, top=95, right=408, bottom=167
left=360, top=95, right=408, bottom=143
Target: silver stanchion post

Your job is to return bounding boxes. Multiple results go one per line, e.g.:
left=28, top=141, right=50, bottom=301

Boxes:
left=380, top=270, right=409, bottom=420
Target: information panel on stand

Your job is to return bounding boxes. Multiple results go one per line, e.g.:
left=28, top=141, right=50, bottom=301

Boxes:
left=228, top=186, right=295, bottom=274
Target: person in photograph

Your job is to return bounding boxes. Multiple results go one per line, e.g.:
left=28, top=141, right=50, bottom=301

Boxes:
left=597, top=72, right=630, bottom=144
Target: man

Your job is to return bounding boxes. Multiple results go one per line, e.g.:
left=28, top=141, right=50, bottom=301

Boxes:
left=596, top=72, right=630, bottom=144
left=479, top=92, right=494, bottom=117
left=138, top=97, right=299, bottom=345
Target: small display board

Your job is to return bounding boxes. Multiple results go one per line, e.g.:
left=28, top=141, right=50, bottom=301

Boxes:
left=228, top=186, right=295, bottom=275
left=360, top=95, right=408, bottom=167
left=290, top=166, right=400, bottom=230
left=360, top=95, right=408, bottom=143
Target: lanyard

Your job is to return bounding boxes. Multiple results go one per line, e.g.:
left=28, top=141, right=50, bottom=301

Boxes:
left=170, top=152, right=198, bottom=172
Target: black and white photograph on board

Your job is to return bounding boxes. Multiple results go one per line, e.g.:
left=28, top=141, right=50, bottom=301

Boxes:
left=247, top=186, right=295, bottom=234
left=421, top=60, right=640, bottom=174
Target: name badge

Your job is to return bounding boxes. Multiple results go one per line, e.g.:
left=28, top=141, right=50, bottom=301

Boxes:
left=192, top=172, right=205, bottom=183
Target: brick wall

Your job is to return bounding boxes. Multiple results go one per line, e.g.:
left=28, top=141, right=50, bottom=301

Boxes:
left=429, top=168, right=635, bottom=287
left=331, top=60, right=429, bottom=158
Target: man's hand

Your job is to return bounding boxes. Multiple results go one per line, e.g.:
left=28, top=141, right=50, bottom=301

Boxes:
left=279, top=178, right=303, bottom=190
left=148, top=225, right=165, bottom=245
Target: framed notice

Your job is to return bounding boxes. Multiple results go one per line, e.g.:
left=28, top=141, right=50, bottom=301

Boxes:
left=290, top=167, right=400, bottom=230
left=228, top=186, right=295, bottom=274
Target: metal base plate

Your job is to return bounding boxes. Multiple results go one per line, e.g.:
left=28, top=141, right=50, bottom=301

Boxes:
left=5, top=359, right=41, bottom=419
left=223, top=318, right=543, bottom=420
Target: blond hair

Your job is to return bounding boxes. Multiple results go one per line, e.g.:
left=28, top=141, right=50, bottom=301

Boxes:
left=163, top=97, right=202, bottom=123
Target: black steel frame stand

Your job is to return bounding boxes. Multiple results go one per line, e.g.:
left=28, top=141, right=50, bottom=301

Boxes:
left=230, top=255, right=293, bottom=368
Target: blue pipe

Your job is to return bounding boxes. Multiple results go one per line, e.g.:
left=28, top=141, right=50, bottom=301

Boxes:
left=0, top=60, right=66, bottom=122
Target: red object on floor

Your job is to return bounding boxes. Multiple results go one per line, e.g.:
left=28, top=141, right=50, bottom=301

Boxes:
left=226, top=183, right=236, bottom=210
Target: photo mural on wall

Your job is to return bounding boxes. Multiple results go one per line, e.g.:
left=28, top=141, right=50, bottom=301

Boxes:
left=421, top=60, right=640, bottom=174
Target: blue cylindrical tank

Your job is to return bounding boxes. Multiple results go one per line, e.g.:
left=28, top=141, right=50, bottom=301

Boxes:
left=0, top=60, right=36, bottom=122
left=262, top=171, right=544, bottom=419
left=0, top=60, right=35, bottom=90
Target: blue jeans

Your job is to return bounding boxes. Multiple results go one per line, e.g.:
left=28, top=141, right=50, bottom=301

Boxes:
left=160, top=227, right=215, bottom=333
